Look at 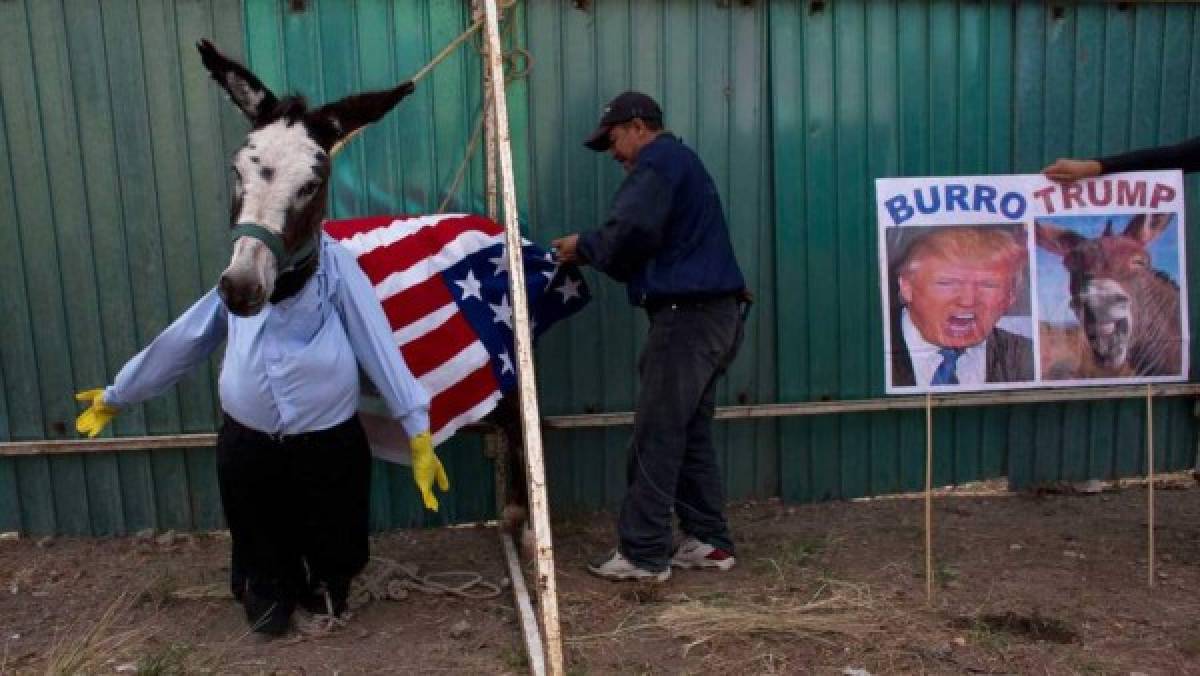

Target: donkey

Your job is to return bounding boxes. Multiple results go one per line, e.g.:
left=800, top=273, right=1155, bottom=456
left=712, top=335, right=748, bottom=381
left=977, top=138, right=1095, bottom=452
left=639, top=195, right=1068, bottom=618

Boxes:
left=1035, top=213, right=1182, bottom=379
left=200, top=40, right=535, bottom=565
left=198, top=39, right=415, bottom=315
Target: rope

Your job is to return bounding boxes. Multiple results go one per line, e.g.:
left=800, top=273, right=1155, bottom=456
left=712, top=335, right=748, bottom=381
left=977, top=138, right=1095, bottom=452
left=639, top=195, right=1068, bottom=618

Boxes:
left=331, top=0, right=521, bottom=160
left=349, top=555, right=504, bottom=604
left=171, top=553, right=503, bottom=638
left=293, top=555, right=503, bottom=637
left=435, top=18, right=531, bottom=213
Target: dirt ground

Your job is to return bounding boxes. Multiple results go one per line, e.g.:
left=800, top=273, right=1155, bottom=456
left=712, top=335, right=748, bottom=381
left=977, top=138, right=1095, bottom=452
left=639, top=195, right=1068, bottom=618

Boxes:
left=4, top=476, right=1200, bottom=675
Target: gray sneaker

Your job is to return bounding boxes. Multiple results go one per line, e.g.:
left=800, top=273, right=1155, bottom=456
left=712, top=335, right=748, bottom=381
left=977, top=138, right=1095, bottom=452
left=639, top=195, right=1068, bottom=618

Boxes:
left=586, top=550, right=670, bottom=582
left=670, top=536, right=736, bottom=570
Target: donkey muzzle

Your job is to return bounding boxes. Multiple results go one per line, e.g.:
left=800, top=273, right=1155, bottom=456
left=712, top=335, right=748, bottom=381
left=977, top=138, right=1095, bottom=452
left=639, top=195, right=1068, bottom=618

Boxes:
left=218, top=268, right=268, bottom=317
left=1078, top=279, right=1131, bottom=367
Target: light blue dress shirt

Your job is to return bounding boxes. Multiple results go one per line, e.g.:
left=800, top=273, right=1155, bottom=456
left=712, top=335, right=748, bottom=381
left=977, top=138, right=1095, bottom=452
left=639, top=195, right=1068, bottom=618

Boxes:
left=104, top=234, right=431, bottom=438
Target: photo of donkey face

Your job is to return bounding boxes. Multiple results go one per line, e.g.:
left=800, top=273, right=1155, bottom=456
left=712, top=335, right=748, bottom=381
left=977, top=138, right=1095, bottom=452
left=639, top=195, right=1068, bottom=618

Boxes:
left=1035, top=213, right=1181, bottom=377
left=196, top=39, right=414, bottom=316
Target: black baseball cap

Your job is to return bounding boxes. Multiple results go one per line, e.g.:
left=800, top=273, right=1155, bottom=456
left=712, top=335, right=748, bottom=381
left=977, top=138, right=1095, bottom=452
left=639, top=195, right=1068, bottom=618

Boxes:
left=583, top=91, right=663, bottom=151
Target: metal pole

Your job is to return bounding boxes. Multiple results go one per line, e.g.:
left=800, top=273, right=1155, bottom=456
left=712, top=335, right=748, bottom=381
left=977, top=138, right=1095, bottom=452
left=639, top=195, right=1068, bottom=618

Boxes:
left=924, top=392, right=934, bottom=604
left=1147, top=384, right=1155, bottom=587
left=480, top=1, right=564, bottom=674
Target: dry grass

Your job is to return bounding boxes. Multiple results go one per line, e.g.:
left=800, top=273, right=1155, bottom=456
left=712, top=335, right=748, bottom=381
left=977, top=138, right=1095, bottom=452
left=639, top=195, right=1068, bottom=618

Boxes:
left=41, top=592, right=155, bottom=675
left=655, top=581, right=882, bottom=646
left=568, top=580, right=882, bottom=651
left=33, top=583, right=248, bottom=675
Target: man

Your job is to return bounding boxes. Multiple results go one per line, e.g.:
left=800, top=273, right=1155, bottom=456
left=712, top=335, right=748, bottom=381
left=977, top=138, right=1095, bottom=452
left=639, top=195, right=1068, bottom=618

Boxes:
left=890, top=226, right=1034, bottom=387
left=553, top=91, right=747, bottom=582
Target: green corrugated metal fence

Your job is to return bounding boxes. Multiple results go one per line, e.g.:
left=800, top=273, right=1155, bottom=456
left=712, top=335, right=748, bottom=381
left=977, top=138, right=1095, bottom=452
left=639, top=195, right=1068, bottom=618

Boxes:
left=769, top=0, right=1200, bottom=501
left=1, top=0, right=1197, bottom=535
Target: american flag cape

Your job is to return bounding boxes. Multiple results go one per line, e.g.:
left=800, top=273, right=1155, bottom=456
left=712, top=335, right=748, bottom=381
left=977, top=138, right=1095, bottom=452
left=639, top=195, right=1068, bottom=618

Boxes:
left=323, top=214, right=589, bottom=459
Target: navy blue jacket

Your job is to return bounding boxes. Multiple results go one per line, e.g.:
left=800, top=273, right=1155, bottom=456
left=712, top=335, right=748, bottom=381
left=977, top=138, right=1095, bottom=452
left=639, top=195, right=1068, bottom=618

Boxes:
left=577, top=134, right=746, bottom=306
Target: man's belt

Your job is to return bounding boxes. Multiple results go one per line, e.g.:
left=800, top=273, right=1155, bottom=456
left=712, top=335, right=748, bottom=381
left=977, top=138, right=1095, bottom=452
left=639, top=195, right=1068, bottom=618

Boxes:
left=642, top=292, right=739, bottom=313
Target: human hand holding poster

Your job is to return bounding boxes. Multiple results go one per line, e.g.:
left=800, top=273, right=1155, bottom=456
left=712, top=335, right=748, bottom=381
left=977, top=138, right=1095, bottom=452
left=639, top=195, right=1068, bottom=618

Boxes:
left=876, top=172, right=1188, bottom=394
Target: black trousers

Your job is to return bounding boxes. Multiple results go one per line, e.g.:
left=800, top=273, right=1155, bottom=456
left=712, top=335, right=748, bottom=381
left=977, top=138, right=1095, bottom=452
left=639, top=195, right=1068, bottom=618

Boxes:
left=617, top=296, right=743, bottom=571
left=217, top=413, right=372, bottom=617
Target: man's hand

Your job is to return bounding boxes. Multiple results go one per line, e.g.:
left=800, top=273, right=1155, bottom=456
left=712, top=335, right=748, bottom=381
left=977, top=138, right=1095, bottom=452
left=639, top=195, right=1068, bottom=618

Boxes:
left=1042, top=158, right=1103, bottom=182
left=409, top=431, right=450, bottom=511
left=551, top=234, right=581, bottom=264
left=75, top=388, right=120, bottom=438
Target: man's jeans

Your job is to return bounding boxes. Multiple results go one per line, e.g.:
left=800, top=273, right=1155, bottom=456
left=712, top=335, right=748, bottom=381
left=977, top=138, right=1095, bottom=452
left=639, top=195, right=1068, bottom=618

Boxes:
left=618, top=296, right=743, bottom=571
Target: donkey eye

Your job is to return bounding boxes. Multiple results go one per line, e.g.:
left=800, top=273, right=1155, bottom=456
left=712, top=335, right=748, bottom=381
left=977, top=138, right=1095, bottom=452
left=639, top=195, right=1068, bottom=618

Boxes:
left=297, top=180, right=320, bottom=198
left=1131, top=256, right=1148, bottom=268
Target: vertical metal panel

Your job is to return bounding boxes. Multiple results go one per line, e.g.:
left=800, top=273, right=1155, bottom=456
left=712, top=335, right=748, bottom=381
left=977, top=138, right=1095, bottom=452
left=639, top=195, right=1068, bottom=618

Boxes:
left=522, top=0, right=777, bottom=513
left=773, top=0, right=1199, bottom=502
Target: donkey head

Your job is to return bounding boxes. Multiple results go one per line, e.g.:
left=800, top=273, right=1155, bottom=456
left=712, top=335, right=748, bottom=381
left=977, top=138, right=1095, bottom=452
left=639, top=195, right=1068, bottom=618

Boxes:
left=1036, top=213, right=1175, bottom=371
left=197, top=39, right=414, bottom=316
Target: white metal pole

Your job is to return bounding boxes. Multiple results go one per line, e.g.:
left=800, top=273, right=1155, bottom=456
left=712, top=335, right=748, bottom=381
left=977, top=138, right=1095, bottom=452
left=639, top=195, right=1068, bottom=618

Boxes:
left=480, top=1, right=564, bottom=674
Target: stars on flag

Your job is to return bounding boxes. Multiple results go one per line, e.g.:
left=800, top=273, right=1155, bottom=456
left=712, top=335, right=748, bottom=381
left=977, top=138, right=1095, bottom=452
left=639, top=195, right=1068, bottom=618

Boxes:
left=488, top=252, right=509, bottom=276
left=554, top=275, right=583, bottom=302
left=455, top=269, right=483, bottom=301
left=490, top=294, right=513, bottom=329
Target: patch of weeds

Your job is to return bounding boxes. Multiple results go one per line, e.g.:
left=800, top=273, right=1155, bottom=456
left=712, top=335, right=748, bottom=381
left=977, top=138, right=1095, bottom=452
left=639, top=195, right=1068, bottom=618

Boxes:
left=1180, top=630, right=1200, bottom=657
left=619, top=582, right=667, bottom=604
left=692, top=590, right=732, bottom=607
left=963, top=617, right=1010, bottom=652
left=951, top=611, right=1077, bottom=644
left=934, top=562, right=960, bottom=587
left=1069, top=655, right=1109, bottom=675
left=136, top=642, right=193, bottom=675
left=136, top=572, right=179, bottom=608
left=500, top=646, right=528, bottom=670
left=751, top=537, right=827, bottom=576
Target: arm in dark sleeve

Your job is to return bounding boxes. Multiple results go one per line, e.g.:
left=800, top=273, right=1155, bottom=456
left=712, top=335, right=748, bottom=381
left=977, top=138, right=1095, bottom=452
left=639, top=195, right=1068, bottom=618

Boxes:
left=1098, top=136, right=1200, bottom=174
left=576, top=165, right=672, bottom=282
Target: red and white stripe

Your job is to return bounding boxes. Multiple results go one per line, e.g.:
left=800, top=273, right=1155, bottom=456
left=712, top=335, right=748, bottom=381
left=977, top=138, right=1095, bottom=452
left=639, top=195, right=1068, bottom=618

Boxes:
left=326, top=214, right=506, bottom=444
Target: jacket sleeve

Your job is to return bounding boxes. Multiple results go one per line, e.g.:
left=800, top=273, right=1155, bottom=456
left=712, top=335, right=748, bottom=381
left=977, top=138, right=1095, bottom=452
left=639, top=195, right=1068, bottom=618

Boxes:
left=576, top=165, right=673, bottom=282
left=103, top=288, right=228, bottom=408
left=329, top=238, right=432, bottom=439
left=1098, top=136, right=1200, bottom=174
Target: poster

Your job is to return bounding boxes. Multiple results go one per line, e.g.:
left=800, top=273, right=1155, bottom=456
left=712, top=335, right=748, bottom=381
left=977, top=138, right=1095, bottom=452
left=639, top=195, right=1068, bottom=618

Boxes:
left=876, top=172, right=1188, bottom=394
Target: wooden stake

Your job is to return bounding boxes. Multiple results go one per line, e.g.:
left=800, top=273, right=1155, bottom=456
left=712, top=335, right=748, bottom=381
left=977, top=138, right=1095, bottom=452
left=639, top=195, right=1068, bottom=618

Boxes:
left=1147, top=384, right=1155, bottom=588
left=481, top=1, right=564, bottom=673
left=502, top=532, right=547, bottom=676
left=925, top=392, right=934, bottom=604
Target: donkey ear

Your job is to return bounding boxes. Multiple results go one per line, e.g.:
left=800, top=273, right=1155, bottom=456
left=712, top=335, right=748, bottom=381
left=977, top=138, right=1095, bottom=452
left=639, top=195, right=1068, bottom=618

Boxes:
left=1124, top=212, right=1173, bottom=245
left=308, top=81, right=416, bottom=149
left=1035, top=220, right=1084, bottom=257
left=196, top=39, right=278, bottom=122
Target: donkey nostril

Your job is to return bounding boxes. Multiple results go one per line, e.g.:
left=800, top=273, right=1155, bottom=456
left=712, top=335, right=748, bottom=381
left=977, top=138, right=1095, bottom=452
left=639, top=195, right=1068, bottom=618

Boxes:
left=218, top=276, right=235, bottom=296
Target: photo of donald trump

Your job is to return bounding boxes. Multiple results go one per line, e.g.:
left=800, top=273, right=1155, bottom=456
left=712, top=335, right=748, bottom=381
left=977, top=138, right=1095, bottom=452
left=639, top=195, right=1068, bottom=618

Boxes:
left=887, top=225, right=1035, bottom=388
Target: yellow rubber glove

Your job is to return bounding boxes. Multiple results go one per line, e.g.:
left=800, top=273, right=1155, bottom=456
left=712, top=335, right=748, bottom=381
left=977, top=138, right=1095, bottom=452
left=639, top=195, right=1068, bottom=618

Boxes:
left=75, top=388, right=120, bottom=438
left=410, top=431, right=450, bottom=511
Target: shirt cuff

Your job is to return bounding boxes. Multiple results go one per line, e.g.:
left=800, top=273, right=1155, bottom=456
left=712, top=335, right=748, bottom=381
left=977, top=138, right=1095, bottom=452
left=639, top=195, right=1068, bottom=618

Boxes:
left=399, top=409, right=430, bottom=440
left=101, top=385, right=126, bottom=409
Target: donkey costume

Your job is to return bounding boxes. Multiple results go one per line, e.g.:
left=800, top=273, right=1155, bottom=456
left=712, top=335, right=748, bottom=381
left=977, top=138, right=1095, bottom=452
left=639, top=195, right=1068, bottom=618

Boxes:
left=74, top=41, right=447, bottom=636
